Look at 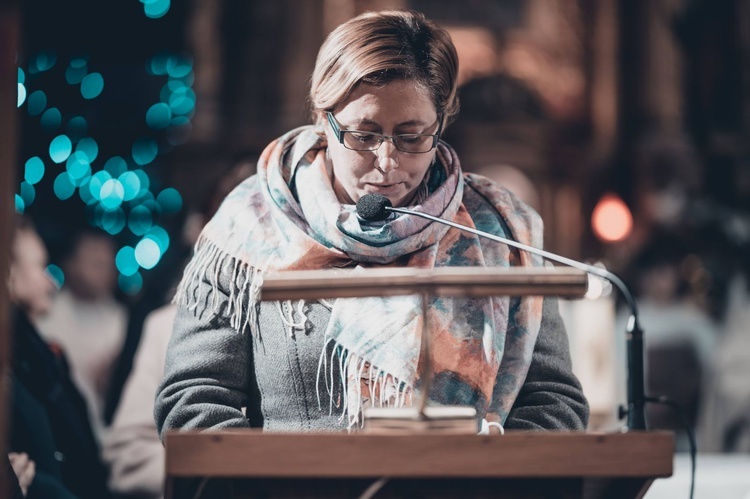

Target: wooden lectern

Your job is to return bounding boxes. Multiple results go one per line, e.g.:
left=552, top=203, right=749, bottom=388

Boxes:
left=163, top=267, right=674, bottom=498
left=164, top=431, right=674, bottom=499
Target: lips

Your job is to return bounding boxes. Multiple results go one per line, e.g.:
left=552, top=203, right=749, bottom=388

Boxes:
left=364, top=183, right=403, bottom=195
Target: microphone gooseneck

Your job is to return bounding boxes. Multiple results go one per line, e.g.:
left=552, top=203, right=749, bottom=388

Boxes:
left=355, top=193, right=647, bottom=431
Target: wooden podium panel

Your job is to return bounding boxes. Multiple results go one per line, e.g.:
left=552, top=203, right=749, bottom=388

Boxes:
left=165, top=431, right=674, bottom=499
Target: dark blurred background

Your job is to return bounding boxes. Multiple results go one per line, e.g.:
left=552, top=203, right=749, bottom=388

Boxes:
left=8, top=0, right=750, bottom=455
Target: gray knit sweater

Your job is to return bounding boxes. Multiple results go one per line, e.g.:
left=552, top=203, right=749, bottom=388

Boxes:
left=154, top=263, right=589, bottom=436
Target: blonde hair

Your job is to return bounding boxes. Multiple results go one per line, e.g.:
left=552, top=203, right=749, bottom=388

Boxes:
left=310, top=10, right=459, bottom=130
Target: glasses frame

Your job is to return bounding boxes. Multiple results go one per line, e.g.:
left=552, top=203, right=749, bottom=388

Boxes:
left=326, top=111, right=442, bottom=154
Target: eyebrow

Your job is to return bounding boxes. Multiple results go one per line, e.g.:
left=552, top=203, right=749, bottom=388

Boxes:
left=347, top=118, right=432, bottom=129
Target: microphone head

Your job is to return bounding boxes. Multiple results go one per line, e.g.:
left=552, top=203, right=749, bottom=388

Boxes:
left=356, top=194, right=393, bottom=221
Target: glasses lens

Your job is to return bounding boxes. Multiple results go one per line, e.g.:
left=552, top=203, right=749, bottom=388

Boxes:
left=342, top=131, right=434, bottom=153
left=393, top=135, right=433, bottom=153
left=342, top=131, right=381, bottom=151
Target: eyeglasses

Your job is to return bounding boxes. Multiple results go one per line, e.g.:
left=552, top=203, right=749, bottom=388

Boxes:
left=326, top=112, right=442, bottom=154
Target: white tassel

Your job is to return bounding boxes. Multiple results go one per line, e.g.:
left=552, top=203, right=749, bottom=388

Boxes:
left=173, top=237, right=265, bottom=339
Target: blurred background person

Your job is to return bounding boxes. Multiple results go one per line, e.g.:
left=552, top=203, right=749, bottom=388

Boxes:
left=698, top=257, right=750, bottom=452
left=103, top=158, right=256, bottom=499
left=620, top=231, right=719, bottom=450
left=35, top=231, right=128, bottom=443
left=8, top=216, right=111, bottom=498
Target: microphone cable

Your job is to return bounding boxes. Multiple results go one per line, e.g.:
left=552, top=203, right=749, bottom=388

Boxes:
left=644, top=396, right=696, bottom=499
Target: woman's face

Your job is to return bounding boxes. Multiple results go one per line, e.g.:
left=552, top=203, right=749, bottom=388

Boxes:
left=324, top=80, right=440, bottom=208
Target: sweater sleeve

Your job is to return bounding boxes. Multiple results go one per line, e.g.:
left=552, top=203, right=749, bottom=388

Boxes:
left=154, top=266, right=252, bottom=440
left=504, top=297, right=589, bottom=430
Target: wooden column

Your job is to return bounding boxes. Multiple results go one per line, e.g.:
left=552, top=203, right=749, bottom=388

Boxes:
left=0, top=0, right=20, bottom=493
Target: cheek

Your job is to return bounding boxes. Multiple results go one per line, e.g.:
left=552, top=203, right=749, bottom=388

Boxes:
left=331, top=151, right=369, bottom=182
left=403, top=156, right=434, bottom=180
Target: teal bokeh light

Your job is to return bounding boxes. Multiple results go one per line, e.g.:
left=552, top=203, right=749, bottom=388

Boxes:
left=168, top=87, right=196, bottom=115
left=176, top=71, right=195, bottom=87
left=116, top=246, right=139, bottom=276
left=70, top=57, right=88, bottom=68
left=132, top=169, right=151, bottom=194
left=143, top=0, right=171, bottom=19
left=14, top=194, right=24, bottom=213
left=145, top=226, right=170, bottom=253
left=65, top=151, right=91, bottom=180
left=72, top=169, right=92, bottom=188
left=17, top=83, right=26, bottom=107
left=102, top=208, right=126, bottom=235
left=135, top=238, right=161, bottom=269
left=80, top=73, right=104, bottom=99
left=148, top=54, right=169, bottom=75
left=146, top=103, right=172, bottom=129
left=46, top=264, right=64, bottom=288
left=166, top=78, right=186, bottom=91
left=76, top=137, right=99, bottom=162
left=156, top=187, right=182, bottom=213
left=119, top=171, right=142, bottom=201
left=118, top=271, right=143, bottom=295
left=142, top=199, right=162, bottom=215
left=100, top=179, right=125, bottom=210
left=166, top=56, right=192, bottom=78
left=159, top=83, right=173, bottom=104
left=24, top=157, right=45, bottom=185
left=66, top=116, right=88, bottom=140
left=128, top=205, right=153, bottom=235
left=65, top=59, right=88, bottom=85
left=18, top=67, right=25, bottom=84
left=31, top=52, right=57, bottom=73
left=78, top=177, right=94, bottom=203
left=104, top=156, right=128, bottom=177
left=132, top=138, right=158, bottom=165
left=53, top=172, right=76, bottom=200
left=20, top=182, right=35, bottom=206
left=49, top=135, right=73, bottom=164
left=27, top=90, right=47, bottom=116
left=88, top=170, right=112, bottom=201
left=40, top=107, right=62, bottom=130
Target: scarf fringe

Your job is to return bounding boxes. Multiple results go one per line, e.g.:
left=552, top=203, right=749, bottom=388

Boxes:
left=173, top=235, right=266, bottom=338
left=315, top=337, right=414, bottom=429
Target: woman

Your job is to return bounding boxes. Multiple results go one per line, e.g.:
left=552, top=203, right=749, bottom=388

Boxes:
left=155, top=10, right=588, bottom=435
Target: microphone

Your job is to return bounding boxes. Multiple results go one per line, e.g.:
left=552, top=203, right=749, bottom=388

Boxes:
left=356, top=193, right=647, bottom=431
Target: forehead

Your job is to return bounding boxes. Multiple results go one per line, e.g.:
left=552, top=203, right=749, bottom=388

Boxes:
left=13, top=229, right=46, bottom=263
left=336, top=80, right=437, bottom=121
left=73, top=235, right=114, bottom=257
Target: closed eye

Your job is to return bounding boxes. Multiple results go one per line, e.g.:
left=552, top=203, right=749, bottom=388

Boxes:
left=350, top=132, right=379, bottom=143
left=396, top=134, right=430, bottom=144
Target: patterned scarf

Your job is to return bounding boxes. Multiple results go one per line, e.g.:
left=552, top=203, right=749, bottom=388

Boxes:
left=175, top=126, right=544, bottom=427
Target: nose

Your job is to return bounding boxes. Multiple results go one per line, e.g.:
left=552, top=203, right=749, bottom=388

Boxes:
left=374, top=139, right=399, bottom=173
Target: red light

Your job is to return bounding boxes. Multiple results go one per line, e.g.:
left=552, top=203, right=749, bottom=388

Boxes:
left=592, top=194, right=633, bottom=243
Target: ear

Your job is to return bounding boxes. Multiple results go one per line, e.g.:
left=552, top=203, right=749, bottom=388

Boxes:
left=313, top=110, right=327, bottom=128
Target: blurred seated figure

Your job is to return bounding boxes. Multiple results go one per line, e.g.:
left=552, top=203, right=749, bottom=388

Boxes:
left=8, top=216, right=111, bottom=498
left=103, top=305, right=175, bottom=499
left=103, top=159, right=255, bottom=499
left=623, top=232, right=718, bottom=448
left=698, top=274, right=750, bottom=452
left=35, top=230, right=128, bottom=441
